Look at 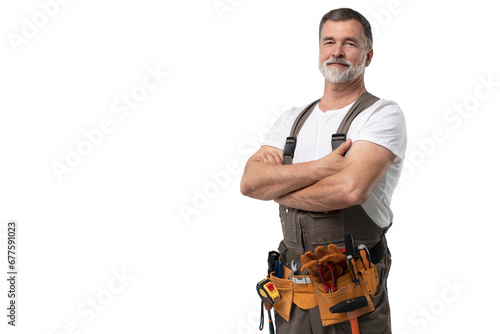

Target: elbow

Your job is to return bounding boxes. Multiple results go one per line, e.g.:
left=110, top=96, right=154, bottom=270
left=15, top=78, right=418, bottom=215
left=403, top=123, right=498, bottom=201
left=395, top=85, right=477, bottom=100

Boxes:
left=240, top=177, right=259, bottom=199
left=240, top=177, right=272, bottom=200
left=240, top=178, right=253, bottom=197
left=343, top=179, right=371, bottom=207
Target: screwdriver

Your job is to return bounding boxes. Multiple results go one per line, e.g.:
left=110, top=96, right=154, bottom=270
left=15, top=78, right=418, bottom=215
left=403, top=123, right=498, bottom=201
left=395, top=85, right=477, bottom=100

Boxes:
left=358, top=244, right=371, bottom=270
left=347, top=255, right=360, bottom=284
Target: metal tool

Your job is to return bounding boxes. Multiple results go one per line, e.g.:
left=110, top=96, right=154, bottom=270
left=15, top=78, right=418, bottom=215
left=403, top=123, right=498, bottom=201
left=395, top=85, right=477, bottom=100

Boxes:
left=330, top=296, right=369, bottom=334
left=288, top=260, right=297, bottom=280
left=329, top=296, right=368, bottom=313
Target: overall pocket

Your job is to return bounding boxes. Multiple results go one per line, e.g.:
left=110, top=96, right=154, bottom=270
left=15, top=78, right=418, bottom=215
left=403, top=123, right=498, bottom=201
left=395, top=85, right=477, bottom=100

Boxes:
left=307, top=211, right=344, bottom=248
left=279, top=205, right=299, bottom=244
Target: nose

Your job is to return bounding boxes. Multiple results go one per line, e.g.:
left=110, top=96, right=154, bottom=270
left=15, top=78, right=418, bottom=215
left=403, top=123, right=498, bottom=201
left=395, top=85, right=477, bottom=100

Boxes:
left=331, top=44, right=345, bottom=59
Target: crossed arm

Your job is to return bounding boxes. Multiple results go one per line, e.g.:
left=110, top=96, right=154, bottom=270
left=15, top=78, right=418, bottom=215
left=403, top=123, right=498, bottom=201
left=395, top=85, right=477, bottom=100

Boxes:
left=240, top=139, right=396, bottom=212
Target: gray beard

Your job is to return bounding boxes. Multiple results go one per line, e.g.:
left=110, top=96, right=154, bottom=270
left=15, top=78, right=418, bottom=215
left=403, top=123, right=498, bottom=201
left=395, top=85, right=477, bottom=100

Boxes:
left=318, top=55, right=366, bottom=83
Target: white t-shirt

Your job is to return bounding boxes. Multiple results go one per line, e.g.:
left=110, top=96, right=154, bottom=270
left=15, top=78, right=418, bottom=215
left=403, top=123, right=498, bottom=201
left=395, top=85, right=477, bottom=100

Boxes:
left=262, top=98, right=407, bottom=229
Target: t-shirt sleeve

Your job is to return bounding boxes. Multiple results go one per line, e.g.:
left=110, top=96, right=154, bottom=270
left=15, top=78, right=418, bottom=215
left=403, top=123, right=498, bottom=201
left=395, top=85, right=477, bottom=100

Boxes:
left=353, top=100, right=407, bottom=164
left=261, top=107, right=298, bottom=150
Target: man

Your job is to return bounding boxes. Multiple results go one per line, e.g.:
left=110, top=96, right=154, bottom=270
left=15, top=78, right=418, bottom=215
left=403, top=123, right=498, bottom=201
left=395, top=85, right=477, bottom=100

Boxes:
left=241, top=8, right=406, bottom=334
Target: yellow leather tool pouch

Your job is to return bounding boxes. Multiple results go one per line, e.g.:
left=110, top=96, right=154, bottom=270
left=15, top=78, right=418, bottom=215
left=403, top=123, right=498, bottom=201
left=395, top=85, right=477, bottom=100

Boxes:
left=315, top=259, right=379, bottom=326
left=268, top=259, right=379, bottom=326
left=358, top=259, right=379, bottom=296
left=268, top=272, right=293, bottom=322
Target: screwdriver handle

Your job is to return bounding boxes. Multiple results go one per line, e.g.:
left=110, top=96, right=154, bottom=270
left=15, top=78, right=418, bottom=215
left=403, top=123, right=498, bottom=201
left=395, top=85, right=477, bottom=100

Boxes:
left=347, top=255, right=360, bottom=284
left=358, top=244, right=371, bottom=269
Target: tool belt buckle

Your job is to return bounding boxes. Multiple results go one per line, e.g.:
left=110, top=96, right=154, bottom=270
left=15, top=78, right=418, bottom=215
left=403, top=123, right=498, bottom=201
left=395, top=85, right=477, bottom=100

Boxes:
left=291, top=277, right=311, bottom=284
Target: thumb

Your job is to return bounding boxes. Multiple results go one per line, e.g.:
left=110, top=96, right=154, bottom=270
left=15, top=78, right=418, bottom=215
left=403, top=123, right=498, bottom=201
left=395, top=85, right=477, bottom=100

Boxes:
left=334, top=138, right=352, bottom=156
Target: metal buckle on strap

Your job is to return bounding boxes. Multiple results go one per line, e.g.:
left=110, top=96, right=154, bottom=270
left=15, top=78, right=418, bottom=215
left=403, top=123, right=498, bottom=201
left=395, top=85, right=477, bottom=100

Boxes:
left=284, top=136, right=297, bottom=159
left=331, top=133, right=346, bottom=151
left=292, top=277, right=311, bottom=284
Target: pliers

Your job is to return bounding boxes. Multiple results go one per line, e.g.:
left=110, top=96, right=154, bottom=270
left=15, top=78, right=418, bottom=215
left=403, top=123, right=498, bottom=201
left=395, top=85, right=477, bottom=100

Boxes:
left=318, top=262, right=338, bottom=292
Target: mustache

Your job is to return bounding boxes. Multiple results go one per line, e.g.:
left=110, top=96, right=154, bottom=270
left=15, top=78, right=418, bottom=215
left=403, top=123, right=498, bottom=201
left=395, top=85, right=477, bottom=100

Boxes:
left=325, top=57, right=352, bottom=66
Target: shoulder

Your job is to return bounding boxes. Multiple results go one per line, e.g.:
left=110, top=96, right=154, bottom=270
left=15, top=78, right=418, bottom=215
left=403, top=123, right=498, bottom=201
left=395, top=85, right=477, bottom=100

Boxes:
left=356, top=97, right=406, bottom=127
left=372, top=98, right=404, bottom=116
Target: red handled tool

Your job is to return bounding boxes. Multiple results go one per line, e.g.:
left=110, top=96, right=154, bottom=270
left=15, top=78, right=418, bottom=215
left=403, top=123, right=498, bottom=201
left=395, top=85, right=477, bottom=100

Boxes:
left=330, top=296, right=368, bottom=334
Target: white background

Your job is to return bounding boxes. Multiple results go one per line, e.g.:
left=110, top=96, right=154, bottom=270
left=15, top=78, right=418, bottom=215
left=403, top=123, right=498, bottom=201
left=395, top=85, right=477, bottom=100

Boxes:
left=1, top=0, right=499, bottom=333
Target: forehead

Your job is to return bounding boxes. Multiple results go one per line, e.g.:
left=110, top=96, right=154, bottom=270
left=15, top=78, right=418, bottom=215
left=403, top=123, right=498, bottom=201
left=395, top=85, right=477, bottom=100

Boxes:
left=321, top=19, right=365, bottom=42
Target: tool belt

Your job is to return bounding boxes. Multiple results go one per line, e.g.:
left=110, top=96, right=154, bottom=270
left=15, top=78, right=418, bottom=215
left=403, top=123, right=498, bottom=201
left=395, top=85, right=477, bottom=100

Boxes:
left=268, top=238, right=384, bottom=327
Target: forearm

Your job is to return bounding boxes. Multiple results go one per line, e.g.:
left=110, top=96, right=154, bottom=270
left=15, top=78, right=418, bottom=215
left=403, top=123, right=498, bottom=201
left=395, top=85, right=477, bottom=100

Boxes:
left=275, top=141, right=395, bottom=212
left=240, top=158, right=331, bottom=201
left=274, top=172, right=361, bottom=212
left=241, top=141, right=351, bottom=201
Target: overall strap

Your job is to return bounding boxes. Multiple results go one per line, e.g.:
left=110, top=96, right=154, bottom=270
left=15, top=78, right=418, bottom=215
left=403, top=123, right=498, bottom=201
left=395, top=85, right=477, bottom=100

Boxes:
left=331, top=92, right=380, bottom=151
left=283, top=92, right=379, bottom=165
left=337, top=92, right=379, bottom=134
left=283, top=99, right=320, bottom=165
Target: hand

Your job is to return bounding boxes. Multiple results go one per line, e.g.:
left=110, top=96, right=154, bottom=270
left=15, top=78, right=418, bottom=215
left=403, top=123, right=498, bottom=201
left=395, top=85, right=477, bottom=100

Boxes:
left=319, top=138, right=352, bottom=174
left=259, top=150, right=283, bottom=165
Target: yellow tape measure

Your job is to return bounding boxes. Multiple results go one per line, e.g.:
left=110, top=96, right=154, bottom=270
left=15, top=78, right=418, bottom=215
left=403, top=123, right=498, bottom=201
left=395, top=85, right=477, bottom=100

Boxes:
left=256, top=278, right=281, bottom=304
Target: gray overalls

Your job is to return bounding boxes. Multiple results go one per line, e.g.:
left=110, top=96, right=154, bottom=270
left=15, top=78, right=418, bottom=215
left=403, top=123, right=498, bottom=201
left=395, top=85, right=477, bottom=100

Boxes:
left=275, top=92, right=393, bottom=334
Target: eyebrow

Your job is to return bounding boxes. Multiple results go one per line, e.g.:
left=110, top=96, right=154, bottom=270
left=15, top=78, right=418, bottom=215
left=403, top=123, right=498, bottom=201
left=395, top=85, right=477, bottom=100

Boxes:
left=322, top=36, right=360, bottom=45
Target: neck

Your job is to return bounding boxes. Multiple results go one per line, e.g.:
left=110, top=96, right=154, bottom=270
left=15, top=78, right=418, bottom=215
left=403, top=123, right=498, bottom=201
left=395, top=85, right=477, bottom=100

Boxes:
left=319, top=75, right=366, bottom=111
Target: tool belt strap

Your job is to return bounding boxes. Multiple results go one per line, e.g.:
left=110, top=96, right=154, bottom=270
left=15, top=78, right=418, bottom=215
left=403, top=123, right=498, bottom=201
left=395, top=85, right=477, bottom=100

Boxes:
left=367, top=234, right=387, bottom=265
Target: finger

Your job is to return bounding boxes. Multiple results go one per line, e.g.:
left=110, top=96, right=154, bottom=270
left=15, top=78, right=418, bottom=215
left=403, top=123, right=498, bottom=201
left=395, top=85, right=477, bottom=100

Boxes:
left=315, top=246, right=329, bottom=258
left=334, top=138, right=352, bottom=156
left=265, top=151, right=279, bottom=164
left=271, top=151, right=284, bottom=165
left=260, top=152, right=271, bottom=163
left=327, top=243, right=342, bottom=254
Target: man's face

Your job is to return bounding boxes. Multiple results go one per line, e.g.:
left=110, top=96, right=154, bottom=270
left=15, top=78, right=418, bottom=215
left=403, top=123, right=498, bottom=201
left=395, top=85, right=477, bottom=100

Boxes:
left=318, top=19, right=372, bottom=84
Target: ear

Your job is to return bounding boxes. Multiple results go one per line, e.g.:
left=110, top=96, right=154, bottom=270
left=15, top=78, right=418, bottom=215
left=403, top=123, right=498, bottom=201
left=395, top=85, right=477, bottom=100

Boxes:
left=365, top=48, right=373, bottom=67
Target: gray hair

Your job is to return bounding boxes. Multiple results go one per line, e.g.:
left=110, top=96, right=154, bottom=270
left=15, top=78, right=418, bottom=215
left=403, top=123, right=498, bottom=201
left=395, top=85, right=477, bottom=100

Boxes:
left=319, top=8, right=373, bottom=49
